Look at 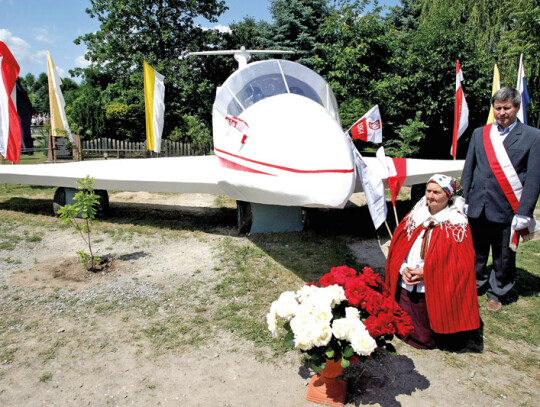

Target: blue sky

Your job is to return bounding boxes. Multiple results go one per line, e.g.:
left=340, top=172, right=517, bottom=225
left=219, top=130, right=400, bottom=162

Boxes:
left=0, top=0, right=400, bottom=80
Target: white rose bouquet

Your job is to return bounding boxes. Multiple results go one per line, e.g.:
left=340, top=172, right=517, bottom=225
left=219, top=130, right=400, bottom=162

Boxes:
left=267, top=266, right=413, bottom=371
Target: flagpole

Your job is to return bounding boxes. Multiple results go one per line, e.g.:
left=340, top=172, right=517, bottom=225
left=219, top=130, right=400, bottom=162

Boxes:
left=393, top=204, right=399, bottom=227
left=384, top=221, right=393, bottom=238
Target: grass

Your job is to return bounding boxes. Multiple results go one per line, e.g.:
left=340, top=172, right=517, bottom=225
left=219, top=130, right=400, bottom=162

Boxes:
left=38, top=372, right=53, bottom=383
left=214, top=194, right=236, bottom=208
left=211, top=234, right=363, bottom=357
left=0, top=183, right=538, bottom=403
left=0, top=151, right=48, bottom=167
left=475, top=238, right=540, bottom=375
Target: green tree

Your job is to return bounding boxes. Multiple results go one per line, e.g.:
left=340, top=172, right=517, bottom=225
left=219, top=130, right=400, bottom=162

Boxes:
left=57, top=176, right=101, bottom=272
left=60, top=77, right=79, bottom=108
left=315, top=1, right=393, bottom=128
left=66, top=68, right=108, bottom=139
left=169, top=114, right=212, bottom=154
left=265, top=0, right=332, bottom=67
left=32, top=73, right=50, bottom=114
left=74, top=0, right=229, bottom=142
left=498, top=0, right=540, bottom=126
left=384, top=111, right=428, bottom=157
left=20, top=73, right=37, bottom=108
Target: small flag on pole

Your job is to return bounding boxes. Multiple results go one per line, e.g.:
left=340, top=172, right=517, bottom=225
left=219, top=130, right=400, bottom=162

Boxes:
left=47, top=51, right=72, bottom=142
left=347, top=140, right=387, bottom=230
left=516, top=54, right=530, bottom=125
left=144, top=61, right=165, bottom=153
left=376, top=148, right=407, bottom=206
left=486, top=64, right=500, bottom=124
left=0, top=41, right=22, bottom=163
left=16, top=79, right=33, bottom=154
left=451, top=60, right=469, bottom=158
left=350, top=105, right=382, bottom=143
left=376, top=147, right=407, bottom=226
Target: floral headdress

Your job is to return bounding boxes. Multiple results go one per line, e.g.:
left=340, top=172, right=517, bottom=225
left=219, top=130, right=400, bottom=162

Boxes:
left=427, top=173, right=462, bottom=198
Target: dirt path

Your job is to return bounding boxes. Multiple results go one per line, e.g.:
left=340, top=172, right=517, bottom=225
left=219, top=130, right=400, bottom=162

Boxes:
left=0, top=192, right=537, bottom=406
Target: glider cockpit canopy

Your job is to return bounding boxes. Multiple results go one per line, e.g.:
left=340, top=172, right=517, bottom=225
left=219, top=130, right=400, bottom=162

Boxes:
left=213, top=59, right=341, bottom=125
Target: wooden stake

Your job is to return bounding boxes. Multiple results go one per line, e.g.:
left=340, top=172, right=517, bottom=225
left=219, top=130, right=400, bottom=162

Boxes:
left=385, top=221, right=393, bottom=239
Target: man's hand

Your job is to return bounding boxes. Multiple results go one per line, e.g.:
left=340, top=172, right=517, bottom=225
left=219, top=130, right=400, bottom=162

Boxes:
left=512, top=214, right=532, bottom=231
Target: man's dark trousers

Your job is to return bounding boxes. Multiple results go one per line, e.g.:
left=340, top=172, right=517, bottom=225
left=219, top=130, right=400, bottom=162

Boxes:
left=469, top=212, right=516, bottom=301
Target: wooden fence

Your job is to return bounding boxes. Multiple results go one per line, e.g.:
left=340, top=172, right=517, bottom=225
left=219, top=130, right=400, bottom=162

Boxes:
left=81, top=137, right=208, bottom=158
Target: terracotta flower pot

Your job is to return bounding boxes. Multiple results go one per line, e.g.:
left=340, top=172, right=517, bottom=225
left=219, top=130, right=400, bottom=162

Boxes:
left=306, top=358, right=347, bottom=406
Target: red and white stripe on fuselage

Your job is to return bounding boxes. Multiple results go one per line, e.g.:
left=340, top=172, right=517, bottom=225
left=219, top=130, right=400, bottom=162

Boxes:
left=215, top=147, right=354, bottom=177
left=225, top=114, right=249, bottom=144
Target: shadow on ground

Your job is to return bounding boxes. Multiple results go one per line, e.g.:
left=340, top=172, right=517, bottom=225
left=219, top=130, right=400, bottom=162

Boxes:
left=505, top=267, right=540, bottom=304
left=345, top=354, right=430, bottom=407
left=0, top=197, right=238, bottom=234
left=297, top=353, right=430, bottom=407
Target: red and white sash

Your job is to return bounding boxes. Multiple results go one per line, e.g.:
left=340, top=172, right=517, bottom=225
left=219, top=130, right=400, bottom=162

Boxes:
left=482, top=124, right=537, bottom=250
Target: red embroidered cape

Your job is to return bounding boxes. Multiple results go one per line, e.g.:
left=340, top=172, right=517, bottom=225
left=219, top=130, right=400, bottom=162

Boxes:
left=385, top=216, right=481, bottom=334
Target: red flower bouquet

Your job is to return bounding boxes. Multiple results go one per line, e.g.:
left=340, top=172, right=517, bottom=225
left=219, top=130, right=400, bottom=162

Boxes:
left=268, top=265, right=413, bottom=371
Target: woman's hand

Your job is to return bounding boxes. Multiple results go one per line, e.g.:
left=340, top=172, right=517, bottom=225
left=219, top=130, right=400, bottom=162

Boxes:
left=402, top=267, right=424, bottom=285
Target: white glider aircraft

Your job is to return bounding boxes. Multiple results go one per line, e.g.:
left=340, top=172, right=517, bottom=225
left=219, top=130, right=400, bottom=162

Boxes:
left=0, top=48, right=464, bottom=232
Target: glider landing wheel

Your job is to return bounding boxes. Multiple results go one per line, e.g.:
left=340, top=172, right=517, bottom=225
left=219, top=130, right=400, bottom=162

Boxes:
left=94, top=190, right=109, bottom=218
left=52, top=187, right=66, bottom=216
left=237, top=201, right=252, bottom=234
left=52, top=187, right=109, bottom=218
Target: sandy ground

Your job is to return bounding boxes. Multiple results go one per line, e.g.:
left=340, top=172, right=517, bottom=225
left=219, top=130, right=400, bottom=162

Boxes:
left=0, top=192, right=537, bottom=407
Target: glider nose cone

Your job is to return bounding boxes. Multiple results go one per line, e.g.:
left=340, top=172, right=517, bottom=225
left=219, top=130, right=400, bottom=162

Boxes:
left=214, top=94, right=356, bottom=208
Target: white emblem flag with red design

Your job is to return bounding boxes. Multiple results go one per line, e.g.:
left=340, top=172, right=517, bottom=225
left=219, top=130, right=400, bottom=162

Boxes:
left=350, top=105, right=382, bottom=143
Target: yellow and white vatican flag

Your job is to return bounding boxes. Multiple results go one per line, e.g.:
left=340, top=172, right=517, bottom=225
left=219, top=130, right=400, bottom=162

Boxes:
left=144, top=61, right=165, bottom=153
left=47, top=51, right=72, bottom=141
left=486, top=64, right=500, bottom=125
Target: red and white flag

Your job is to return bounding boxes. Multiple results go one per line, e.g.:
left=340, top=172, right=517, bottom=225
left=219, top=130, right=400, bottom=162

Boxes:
left=451, top=60, right=469, bottom=158
left=350, top=105, right=382, bottom=143
left=375, top=147, right=407, bottom=206
left=0, top=41, right=21, bottom=163
left=225, top=114, right=249, bottom=144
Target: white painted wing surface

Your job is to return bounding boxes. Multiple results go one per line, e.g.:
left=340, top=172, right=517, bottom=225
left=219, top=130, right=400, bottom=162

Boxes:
left=354, top=157, right=465, bottom=192
left=0, top=155, right=223, bottom=194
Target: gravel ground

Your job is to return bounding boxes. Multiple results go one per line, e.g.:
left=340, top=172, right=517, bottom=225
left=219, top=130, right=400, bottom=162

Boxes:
left=0, top=192, right=538, bottom=406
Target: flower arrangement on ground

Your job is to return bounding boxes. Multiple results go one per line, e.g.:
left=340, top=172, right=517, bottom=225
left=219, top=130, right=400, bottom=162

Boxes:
left=267, top=265, right=414, bottom=371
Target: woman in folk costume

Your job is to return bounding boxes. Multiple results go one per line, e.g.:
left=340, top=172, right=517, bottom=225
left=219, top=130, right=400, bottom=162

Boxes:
left=385, top=174, right=480, bottom=349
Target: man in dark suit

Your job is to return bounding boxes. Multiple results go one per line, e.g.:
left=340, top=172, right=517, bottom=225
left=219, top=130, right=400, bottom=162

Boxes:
left=461, top=87, right=540, bottom=312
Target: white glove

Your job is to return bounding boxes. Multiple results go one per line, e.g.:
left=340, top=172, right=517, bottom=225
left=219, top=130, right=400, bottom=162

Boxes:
left=463, top=203, right=469, bottom=215
left=512, top=214, right=532, bottom=230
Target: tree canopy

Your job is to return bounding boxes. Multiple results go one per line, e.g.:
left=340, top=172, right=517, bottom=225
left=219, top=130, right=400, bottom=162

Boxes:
left=26, top=0, right=540, bottom=157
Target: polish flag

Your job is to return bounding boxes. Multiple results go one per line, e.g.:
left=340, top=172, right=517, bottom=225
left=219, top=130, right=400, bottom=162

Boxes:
left=376, top=147, right=407, bottom=206
left=451, top=60, right=469, bottom=158
left=350, top=105, right=382, bottom=143
left=0, top=41, right=21, bottom=163
left=225, top=114, right=249, bottom=144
